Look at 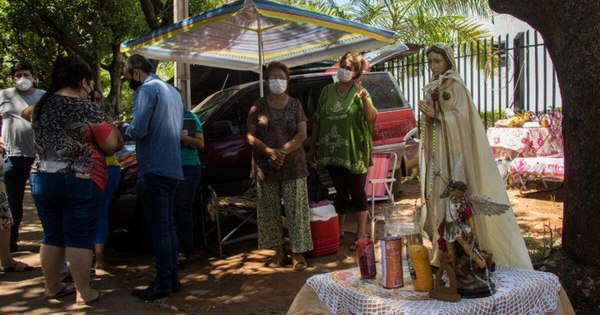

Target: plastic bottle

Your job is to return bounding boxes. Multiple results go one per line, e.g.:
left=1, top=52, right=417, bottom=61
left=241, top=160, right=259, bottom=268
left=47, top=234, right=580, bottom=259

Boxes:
left=407, top=244, right=433, bottom=292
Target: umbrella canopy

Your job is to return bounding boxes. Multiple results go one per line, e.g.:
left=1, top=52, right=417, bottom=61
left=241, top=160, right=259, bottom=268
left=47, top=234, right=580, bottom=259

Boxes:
left=121, top=0, right=395, bottom=70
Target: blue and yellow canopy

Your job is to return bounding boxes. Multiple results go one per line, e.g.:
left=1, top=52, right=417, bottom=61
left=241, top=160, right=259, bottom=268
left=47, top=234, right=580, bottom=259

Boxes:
left=121, top=0, right=396, bottom=71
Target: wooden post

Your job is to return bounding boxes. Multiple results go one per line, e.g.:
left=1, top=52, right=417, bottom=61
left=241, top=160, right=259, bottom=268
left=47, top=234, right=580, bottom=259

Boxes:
left=174, top=0, right=191, bottom=109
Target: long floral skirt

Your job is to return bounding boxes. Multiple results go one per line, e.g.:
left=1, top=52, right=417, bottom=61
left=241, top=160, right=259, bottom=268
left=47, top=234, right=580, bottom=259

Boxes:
left=256, top=178, right=313, bottom=253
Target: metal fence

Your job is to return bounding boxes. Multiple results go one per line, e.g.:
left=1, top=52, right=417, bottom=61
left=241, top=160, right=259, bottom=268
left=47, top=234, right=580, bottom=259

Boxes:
left=378, top=30, right=562, bottom=128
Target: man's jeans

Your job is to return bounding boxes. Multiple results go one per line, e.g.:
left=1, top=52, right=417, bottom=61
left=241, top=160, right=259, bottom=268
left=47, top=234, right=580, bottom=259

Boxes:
left=5, top=156, right=34, bottom=252
left=137, top=173, right=180, bottom=292
left=174, top=165, right=201, bottom=258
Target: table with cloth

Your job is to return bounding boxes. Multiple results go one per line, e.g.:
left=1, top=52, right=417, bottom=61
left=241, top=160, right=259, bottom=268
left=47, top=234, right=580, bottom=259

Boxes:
left=287, top=265, right=575, bottom=315
left=486, top=127, right=563, bottom=159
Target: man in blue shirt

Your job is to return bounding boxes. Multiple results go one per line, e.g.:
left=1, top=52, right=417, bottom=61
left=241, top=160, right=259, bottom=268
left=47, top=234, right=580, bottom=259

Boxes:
left=121, top=54, right=183, bottom=300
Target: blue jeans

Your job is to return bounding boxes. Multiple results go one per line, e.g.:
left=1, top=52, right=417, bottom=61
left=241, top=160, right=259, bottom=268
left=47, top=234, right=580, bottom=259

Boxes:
left=30, top=172, right=103, bottom=249
left=174, top=165, right=201, bottom=258
left=4, top=156, right=34, bottom=251
left=137, top=172, right=180, bottom=292
left=95, top=166, right=121, bottom=244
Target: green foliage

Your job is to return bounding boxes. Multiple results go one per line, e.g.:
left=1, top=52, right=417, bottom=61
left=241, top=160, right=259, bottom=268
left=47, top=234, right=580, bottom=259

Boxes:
left=0, top=0, right=147, bottom=115
left=479, top=108, right=506, bottom=128
left=1, top=0, right=493, bottom=116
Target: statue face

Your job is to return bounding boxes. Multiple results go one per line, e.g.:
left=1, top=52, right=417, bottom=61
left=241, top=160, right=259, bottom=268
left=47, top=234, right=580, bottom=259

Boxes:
left=427, top=51, right=448, bottom=76
left=451, top=189, right=465, bottom=202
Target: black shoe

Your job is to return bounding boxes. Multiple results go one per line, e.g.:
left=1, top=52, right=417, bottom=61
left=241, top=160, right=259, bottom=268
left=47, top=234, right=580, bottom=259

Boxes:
left=61, top=273, right=74, bottom=284
left=132, top=286, right=170, bottom=301
left=172, top=280, right=181, bottom=293
left=148, top=280, right=181, bottom=293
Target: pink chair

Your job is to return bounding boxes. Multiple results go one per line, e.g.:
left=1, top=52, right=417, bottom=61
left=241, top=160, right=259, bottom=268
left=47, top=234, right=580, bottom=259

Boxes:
left=364, top=152, right=398, bottom=221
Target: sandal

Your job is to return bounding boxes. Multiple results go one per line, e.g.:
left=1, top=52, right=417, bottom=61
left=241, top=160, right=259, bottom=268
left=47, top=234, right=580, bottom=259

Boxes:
left=2, top=261, right=33, bottom=272
left=349, top=238, right=359, bottom=251
left=291, top=253, right=307, bottom=271
left=266, top=250, right=288, bottom=268
left=45, top=283, right=76, bottom=299
left=76, top=291, right=104, bottom=305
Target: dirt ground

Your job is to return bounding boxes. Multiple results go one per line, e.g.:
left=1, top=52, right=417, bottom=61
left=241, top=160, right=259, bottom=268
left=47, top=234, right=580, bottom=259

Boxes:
left=1, top=179, right=594, bottom=314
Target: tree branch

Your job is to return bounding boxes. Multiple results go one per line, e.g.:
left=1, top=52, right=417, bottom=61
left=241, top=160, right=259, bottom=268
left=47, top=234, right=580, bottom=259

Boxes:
left=139, top=0, right=162, bottom=30
left=22, top=0, right=95, bottom=62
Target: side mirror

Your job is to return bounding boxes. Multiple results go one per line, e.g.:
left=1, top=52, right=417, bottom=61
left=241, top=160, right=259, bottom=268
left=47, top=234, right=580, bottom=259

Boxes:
left=208, top=120, right=234, bottom=138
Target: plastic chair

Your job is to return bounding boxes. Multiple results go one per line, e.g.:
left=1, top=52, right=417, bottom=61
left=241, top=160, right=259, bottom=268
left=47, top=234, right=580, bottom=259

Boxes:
left=365, top=151, right=398, bottom=221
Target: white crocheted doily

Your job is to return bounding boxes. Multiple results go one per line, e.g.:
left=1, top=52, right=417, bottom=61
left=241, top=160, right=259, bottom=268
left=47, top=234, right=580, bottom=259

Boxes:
left=307, top=266, right=561, bottom=315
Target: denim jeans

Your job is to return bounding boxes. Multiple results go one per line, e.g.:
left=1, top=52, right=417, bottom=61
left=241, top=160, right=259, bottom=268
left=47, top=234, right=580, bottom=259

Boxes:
left=137, top=172, right=180, bottom=292
left=174, top=165, right=201, bottom=258
left=30, top=172, right=103, bottom=249
left=95, top=166, right=121, bottom=244
left=5, top=156, right=35, bottom=251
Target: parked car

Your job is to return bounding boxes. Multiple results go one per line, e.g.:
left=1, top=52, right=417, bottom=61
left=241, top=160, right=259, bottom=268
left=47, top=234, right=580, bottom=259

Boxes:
left=108, top=71, right=418, bottom=231
left=195, top=71, right=418, bottom=195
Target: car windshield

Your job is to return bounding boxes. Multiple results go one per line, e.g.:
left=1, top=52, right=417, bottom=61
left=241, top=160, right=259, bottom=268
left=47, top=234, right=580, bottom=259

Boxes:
left=193, top=88, right=239, bottom=121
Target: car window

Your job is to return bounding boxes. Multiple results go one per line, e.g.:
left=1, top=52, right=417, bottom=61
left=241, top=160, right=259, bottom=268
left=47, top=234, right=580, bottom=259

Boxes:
left=361, top=72, right=407, bottom=111
left=193, top=88, right=239, bottom=122
left=215, top=88, right=260, bottom=137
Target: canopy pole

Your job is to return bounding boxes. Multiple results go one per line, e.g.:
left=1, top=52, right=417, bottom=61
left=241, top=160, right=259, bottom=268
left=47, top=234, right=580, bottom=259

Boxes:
left=174, top=0, right=191, bottom=109
left=257, top=12, right=264, bottom=98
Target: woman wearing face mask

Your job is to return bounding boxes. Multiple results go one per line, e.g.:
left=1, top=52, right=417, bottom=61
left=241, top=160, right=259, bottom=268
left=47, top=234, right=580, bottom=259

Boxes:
left=246, top=62, right=313, bottom=271
left=30, top=55, right=123, bottom=304
left=308, top=52, right=377, bottom=250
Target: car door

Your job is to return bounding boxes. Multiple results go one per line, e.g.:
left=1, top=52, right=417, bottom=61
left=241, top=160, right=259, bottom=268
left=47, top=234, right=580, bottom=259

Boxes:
left=201, top=88, right=259, bottom=195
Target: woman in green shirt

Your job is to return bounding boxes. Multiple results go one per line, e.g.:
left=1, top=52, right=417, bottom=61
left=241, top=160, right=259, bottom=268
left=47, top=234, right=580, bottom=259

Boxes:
left=175, top=109, right=204, bottom=264
left=308, top=52, right=377, bottom=248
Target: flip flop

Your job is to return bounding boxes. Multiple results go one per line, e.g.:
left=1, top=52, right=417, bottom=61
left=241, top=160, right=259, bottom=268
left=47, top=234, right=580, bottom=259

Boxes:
left=46, top=283, right=76, bottom=299
left=2, top=261, right=33, bottom=272
left=76, top=291, right=104, bottom=305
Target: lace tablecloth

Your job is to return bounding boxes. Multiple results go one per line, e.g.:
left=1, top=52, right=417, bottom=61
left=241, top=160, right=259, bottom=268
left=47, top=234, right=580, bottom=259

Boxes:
left=510, top=157, right=565, bottom=178
left=487, top=127, right=562, bottom=158
left=307, top=266, right=561, bottom=315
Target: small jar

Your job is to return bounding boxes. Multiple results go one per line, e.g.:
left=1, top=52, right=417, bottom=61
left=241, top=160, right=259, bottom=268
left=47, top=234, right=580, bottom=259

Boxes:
left=541, top=118, right=548, bottom=128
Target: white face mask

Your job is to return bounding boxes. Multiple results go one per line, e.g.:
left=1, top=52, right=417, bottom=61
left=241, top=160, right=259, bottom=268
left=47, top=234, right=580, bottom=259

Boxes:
left=269, top=79, right=287, bottom=95
left=14, top=77, right=33, bottom=91
left=337, top=68, right=354, bottom=82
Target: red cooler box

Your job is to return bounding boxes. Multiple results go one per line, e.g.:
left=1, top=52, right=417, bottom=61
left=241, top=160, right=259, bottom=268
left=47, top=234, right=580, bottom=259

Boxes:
left=309, top=201, right=339, bottom=257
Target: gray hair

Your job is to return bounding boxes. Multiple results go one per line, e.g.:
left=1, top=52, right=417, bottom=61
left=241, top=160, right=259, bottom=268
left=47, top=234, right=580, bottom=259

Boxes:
left=125, top=54, right=153, bottom=74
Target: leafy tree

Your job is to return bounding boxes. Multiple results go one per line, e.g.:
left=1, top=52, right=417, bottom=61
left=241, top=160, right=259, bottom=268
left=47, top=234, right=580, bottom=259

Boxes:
left=489, top=0, right=600, bottom=267
left=1, top=0, right=146, bottom=117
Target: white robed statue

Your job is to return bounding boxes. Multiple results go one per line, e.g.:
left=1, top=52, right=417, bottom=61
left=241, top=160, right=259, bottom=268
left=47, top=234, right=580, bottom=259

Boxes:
left=418, top=43, right=533, bottom=270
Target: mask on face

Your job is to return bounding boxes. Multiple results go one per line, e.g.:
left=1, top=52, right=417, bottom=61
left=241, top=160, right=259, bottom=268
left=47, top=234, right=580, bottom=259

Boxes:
left=337, top=68, right=354, bottom=83
left=129, top=79, right=142, bottom=91
left=268, top=79, right=287, bottom=95
left=15, top=77, right=33, bottom=92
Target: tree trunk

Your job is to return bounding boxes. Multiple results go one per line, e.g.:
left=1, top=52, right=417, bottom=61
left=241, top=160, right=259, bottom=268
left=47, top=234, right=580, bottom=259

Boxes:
left=105, top=42, right=123, bottom=119
left=489, top=0, right=600, bottom=266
